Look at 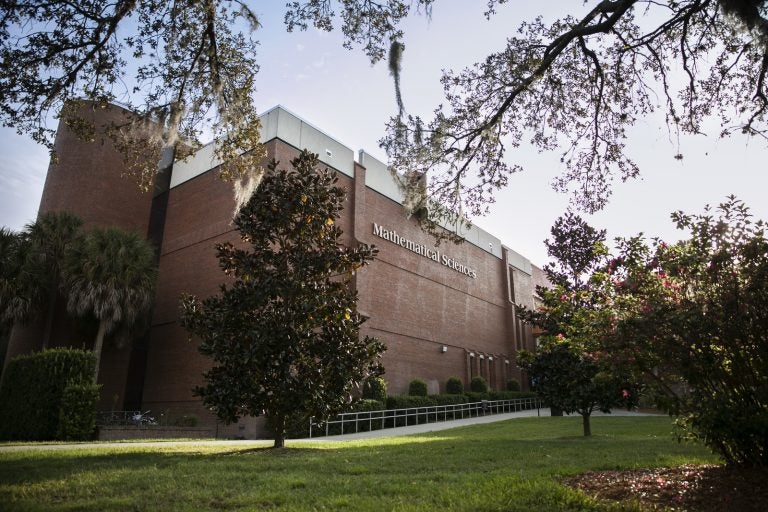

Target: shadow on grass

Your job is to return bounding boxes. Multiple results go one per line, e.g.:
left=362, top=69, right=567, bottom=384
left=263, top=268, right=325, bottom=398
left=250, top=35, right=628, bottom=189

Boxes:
left=0, top=416, right=721, bottom=512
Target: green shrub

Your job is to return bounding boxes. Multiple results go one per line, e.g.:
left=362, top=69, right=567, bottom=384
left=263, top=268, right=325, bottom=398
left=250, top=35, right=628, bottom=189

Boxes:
left=58, top=383, right=101, bottom=441
left=429, top=394, right=467, bottom=406
left=464, top=391, right=490, bottom=402
left=488, top=390, right=538, bottom=400
left=386, top=395, right=434, bottom=410
left=0, top=348, right=97, bottom=441
left=446, top=376, right=464, bottom=394
left=506, top=379, right=521, bottom=391
left=362, top=377, right=387, bottom=402
left=408, top=379, right=428, bottom=397
left=171, top=415, right=199, bottom=427
left=470, top=376, right=489, bottom=393
left=351, top=399, right=385, bottom=412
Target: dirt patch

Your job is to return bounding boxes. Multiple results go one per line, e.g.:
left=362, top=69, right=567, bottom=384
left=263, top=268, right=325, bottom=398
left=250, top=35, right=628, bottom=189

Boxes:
left=563, top=464, right=768, bottom=511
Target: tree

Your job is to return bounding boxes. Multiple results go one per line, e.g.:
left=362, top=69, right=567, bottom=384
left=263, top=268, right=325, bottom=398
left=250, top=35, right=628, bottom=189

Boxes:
left=24, top=212, right=84, bottom=348
left=0, top=227, right=23, bottom=369
left=61, top=227, right=157, bottom=382
left=381, top=0, right=768, bottom=232
left=181, top=150, right=384, bottom=448
left=518, top=213, right=637, bottom=436
left=0, top=212, right=83, bottom=348
left=0, top=227, right=26, bottom=326
left=518, top=342, right=632, bottom=436
left=4, top=2, right=765, bottom=225
left=607, top=196, right=768, bottom=466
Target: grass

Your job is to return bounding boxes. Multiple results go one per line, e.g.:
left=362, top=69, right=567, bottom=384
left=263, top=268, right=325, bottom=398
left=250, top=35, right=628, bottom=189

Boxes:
left=0, top=416, right=719, bottom=511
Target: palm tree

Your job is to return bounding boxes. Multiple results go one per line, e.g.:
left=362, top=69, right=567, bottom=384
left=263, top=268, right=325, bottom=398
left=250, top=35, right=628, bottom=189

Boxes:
left=61, top=227, right=157, bottom=382
left=0, top=227, right=25, bottom=369
left=0, top=213, right=83, bottom=347
left=0, top=227, right=24, bottom=322
left=25, top=212, right=83, bottom=348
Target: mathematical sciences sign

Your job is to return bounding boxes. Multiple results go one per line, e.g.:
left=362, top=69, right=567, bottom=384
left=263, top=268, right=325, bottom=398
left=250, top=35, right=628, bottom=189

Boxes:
left=372, top=223, right=478, bottom=279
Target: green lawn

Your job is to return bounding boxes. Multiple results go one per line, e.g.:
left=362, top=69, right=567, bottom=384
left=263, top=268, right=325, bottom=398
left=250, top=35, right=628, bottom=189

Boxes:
left=0, top=416, right=718, bottom=511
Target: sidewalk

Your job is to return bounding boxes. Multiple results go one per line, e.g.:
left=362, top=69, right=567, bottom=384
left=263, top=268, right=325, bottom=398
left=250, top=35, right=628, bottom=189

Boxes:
left=0, top=408, right=660, bottom=452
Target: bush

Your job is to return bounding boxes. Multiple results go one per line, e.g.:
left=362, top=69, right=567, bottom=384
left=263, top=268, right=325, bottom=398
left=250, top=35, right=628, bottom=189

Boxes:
left=58, top=383, right=101, bottom=441
left=506, top=379, right=521, bottom=391
left=488, top=390, right=538, bottom=400
left=0, top=348, right=97, bottom=441
left=351, top=399, right=386, bottom=412
left=446, top=376, right=464, bottom=394
left=408, top=379, right=428, bottom=397
left=386, top=395, right=433, bottom=410
left=429, top=394, right=467, bottom=406
left=470, top=376, right=489, bottom=393
left=171, top=415, right=199, bottom=427
left=362, top=377, right=387, bottom=403
left=464, top=391, right=490, bottom=402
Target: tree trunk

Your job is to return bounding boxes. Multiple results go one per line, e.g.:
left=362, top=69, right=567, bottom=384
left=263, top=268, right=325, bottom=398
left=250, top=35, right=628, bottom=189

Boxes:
left=582, top=412, right=592, bottom=437
left=41, top=286, right=57, bottom=349
left=92, top=319, right=108, bottom=383
left=273, top=414, right=286, bottom=448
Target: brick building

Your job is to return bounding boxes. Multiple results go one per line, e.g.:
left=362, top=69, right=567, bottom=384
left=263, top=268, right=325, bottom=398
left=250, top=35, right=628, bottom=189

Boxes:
left=4, top=103, right=547, bottom=435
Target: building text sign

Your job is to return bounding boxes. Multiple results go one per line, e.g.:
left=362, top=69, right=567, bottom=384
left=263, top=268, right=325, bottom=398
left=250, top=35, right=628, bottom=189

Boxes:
left=372, top=223, right=477, bottom=279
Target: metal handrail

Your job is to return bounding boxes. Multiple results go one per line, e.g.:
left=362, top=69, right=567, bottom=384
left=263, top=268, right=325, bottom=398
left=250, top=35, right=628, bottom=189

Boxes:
left=309, top=397, right=542, bottom=438
left=96, top=410, right=157, bottom=427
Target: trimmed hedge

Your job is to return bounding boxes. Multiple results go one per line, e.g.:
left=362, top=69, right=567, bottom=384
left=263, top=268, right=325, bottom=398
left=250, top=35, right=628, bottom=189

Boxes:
left=386, top=395, right=433, bottom=410
left=352, top=399, right=386, bottom=412
left=489, top=390, right=537, bottom=400
left=446, top=376, right=464, bottom=394
left=470, top=376, right=489, bottom=393
left=362, top=377, right=387, bottom=403
left=58, top=383, right=101, bottom=441
left=0, top=348, right=97, bottom=441
left=506, top=379, right=521, bottom=391
left=464, top=390, right=538, bottom=402
left=408, top=379, right=428, bottom=397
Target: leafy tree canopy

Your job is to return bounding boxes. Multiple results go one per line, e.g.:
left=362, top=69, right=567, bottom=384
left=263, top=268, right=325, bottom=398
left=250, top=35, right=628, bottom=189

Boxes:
left=181, top=150, right=385, bottom=448
left=61, top=226, right=157, bottom=382
left=518, top=213, right=636, bottom=436
left=3, top=1, right=766, bottom=224
left=0, top=212, right=83, bottom=349
left=606, top=196, right=768, bottom=466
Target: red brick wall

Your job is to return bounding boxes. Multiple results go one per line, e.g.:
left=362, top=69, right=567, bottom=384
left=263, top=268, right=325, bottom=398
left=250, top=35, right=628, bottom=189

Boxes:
left=141, top=140, right=355, bottom=428
left=142, top=138, right=533, bottom=417
left=4, top=102, right=159, bottom=408
left=353, top=181, right=519, bottom=394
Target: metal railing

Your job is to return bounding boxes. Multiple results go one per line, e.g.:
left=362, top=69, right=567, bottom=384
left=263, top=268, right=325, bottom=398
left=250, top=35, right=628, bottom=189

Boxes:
left=309, top=397, right=542, bottom=438
left=96, top=410, right=157, bottom=427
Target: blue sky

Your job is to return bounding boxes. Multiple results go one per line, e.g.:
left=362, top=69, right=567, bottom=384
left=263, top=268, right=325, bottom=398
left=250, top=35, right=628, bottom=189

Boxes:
left=1, top=2, right=766, bottom=265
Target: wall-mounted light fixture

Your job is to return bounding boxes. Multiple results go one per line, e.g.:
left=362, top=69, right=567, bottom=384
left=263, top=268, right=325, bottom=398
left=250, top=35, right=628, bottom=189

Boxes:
left=469, top=352, right=475, bottom=358
left=504, top=359, right=510, bottom=365
left=441, top=345, right=448, bottom=353
left=488, top=356, right=494, bottom=362
left=479, top=354, right=485, bottom=360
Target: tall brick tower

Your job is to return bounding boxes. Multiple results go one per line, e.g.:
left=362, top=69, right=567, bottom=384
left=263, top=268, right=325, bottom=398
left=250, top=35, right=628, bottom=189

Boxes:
left=4, top=101, right=161, bottom=409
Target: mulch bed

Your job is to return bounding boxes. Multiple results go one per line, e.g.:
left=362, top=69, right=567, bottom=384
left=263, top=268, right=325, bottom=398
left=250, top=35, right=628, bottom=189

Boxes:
left=563, top=464, right=768, bottom=511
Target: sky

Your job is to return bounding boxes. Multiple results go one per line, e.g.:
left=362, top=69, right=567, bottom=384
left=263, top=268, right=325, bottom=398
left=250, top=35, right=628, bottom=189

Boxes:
left=1, top=2, right=767, bottom=266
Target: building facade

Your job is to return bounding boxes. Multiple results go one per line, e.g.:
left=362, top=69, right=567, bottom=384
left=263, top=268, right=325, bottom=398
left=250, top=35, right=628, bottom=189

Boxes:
left=4, top=103, right=547, bottom=435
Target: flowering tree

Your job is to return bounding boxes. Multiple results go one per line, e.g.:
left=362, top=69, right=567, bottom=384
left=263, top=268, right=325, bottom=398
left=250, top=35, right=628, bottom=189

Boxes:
left=607, top=196, right=768, bottom=466
left=518, top=213, right=637, bottom=436
left=181, top=151, right=385, bottom=448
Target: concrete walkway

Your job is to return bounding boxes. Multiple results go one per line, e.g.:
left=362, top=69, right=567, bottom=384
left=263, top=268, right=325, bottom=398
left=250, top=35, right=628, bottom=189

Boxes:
left=0, top=408, right=660, bottom=452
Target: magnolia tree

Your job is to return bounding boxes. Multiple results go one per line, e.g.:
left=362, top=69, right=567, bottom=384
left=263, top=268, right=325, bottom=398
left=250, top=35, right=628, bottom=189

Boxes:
left=606, top=196, right=768, bottom=466
left=181, top=151, right=385, bottom=448
left=518, top=213, right=638, bottom=436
